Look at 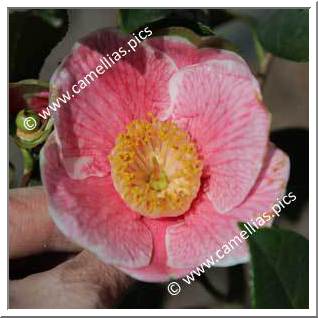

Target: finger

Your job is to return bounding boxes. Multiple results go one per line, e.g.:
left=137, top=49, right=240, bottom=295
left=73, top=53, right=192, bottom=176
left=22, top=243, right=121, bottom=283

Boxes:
left=10, top=250, right=133, bottom=308
left=9, top=186, right=81, bottom=258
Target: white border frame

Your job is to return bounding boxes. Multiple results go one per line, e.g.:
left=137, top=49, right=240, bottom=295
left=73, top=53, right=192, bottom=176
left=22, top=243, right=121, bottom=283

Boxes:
left=2, top=1, right=316, bottom=316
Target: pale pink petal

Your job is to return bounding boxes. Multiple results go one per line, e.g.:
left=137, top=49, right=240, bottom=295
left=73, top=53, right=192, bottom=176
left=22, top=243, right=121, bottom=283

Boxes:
left=147, top=36, right=246, bottom=67
left=40, top=133, right=153, bottom=268
left=199, top=48, right=248, bottom=65
left=147, top=36, right=259, bottom=91
left=146, top=36, right=199, bottom=68
left=51, top=28, right=177, bottom=180
left=118, top=217, right=192, bottom=282
left=199, top=51, right=260, bottom=93
left=166, top=145, right=290, bottom=268
left=170, top=62, right=270, bottom=213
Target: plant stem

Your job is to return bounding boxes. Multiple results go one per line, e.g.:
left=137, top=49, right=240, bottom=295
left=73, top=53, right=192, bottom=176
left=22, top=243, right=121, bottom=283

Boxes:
left=257, top=53, right=274, bottom=90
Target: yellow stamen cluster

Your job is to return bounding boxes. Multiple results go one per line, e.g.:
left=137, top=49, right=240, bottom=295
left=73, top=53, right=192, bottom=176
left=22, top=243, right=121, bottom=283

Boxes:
left=109, top=117, right=203, bottom=218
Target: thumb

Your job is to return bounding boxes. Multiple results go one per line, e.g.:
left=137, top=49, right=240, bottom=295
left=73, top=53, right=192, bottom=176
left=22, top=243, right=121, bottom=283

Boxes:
left=10, top=250, right=133, bottom=308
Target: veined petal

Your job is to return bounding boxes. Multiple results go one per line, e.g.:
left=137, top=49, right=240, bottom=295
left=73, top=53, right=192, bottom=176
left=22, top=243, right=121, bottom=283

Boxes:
left=166, top=145, right=290, bottom=268
left=146, top=36, right=199, bottom=68
left=51, top=28, right=177, bottom=180
left=169, top=61, right=270, bottom=213
left=148, top=36, right=260, bottom=98
left=40, top=133, right=153, bottom=268
left=147, top=36, right=249, bottom=66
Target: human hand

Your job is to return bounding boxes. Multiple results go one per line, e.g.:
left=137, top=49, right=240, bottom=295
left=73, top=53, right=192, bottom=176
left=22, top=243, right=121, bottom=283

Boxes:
left=9, top=186, right=133, bottom=308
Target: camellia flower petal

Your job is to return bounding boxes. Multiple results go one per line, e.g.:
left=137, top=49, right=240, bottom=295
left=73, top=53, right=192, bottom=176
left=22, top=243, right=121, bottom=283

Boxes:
left=41, top=28, right=290, bottom=282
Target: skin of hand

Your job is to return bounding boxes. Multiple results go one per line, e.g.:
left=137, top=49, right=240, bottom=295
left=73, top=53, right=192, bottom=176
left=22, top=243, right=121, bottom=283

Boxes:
left=9, top=186, right=133, bottom=309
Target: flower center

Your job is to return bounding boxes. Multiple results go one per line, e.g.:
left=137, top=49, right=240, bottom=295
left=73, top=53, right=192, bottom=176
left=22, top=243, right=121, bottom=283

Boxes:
left=109, top=117, right=202, bottom=218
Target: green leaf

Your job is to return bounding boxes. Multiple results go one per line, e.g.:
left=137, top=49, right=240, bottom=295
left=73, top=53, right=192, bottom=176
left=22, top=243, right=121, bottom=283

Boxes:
left=243, top=226, right=309, bottom=308
left=153, top=26, right=236, bottom=52
left=118, top=9, right=172, bottom=33
left=153, top=26, right=204, bottom=45
left=9, top=9, right=68, bottom=81
left=254, top=9, right=308, bottom=62
left=118, top=9, right=219, bottom=37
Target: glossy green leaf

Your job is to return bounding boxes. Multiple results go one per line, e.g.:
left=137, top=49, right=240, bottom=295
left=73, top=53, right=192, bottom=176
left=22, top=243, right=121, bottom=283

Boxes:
left=118, top=9, right=221, bottom=37
left=255, top=9, right=308, bottom=62
left=118, top=9, right=172, bottom=33
left=153, top=26, right=236, bottom=52
left=243, top=226, right=309, bottom=308
left=9, top=9, right=68, bottom=81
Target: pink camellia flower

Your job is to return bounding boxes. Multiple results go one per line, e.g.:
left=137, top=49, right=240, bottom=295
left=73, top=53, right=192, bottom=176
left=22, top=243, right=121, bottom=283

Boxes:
left=40, top=29, right=290, bottom=282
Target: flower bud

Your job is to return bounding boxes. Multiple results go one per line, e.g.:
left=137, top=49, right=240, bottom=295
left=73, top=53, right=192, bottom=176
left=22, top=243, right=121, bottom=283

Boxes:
left=16, top=109, right=41, bottom=133
left=15, top=108, right=53, bottom=149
